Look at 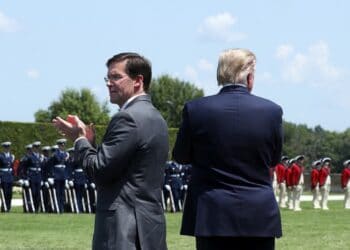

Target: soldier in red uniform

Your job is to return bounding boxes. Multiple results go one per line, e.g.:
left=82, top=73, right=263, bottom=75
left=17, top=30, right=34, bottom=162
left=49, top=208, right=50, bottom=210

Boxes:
left=319, top=157, right=331, bottom=210
left=310, top=160, right=321, bottom=209
left=275, top=156, right=288, bottom=208
left=291, top=155, right=305, bottom=211
left=285, top=158, right=295, bottom=210
left=341, top=160, right=350, bottom=209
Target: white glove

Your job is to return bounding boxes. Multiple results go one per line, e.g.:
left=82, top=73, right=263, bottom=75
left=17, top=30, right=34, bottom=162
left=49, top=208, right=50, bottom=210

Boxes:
left=47, top=178, right=54, bottom=185
left=40, top=181, right=44, bottom=186
left=165, top=185, right=171, bottom=191
left=18, top=179, right=24, bottom=186
left=84, top=183, right=88, bottom=189
left=44, top=182, right=49, bottom=188
left=24, top=180, right=30, bottom=187
left=183, top=184, right=188, bottom=190
left=65, top=180, right=69, bottom=189
left=68, top=180, right=74, bottom=187
left=90, top=183, right=96, bottom=189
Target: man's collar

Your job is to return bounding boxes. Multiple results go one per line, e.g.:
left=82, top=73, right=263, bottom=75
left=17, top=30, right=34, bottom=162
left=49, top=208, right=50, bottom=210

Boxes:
left=120, top=93, right=148, bottom=110
left=219, top=83, right=248, bottom=94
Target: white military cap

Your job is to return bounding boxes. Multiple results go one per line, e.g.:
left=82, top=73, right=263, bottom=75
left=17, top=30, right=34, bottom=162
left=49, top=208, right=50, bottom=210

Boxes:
left=56, top=138, right=67, bottom=145
left=312, top=160, right=322, bottom=167
left=322, top=157, right=331, bottom=164
left=1, top=141, right=11, bottom=147
left=51, top=145, right=59, bottom=150
left=32, top=141, right=41, bottom=147
left=295, top=155, right=305, bottom=161
left=42, top=146, right=51, bottom=151
left=288, top=158, right=296, bottom=164
left=25, top=144, right=33, bottom=149
left=343, top=160, right=350, bottom=166
left=281, top=156, right=289, bottom=161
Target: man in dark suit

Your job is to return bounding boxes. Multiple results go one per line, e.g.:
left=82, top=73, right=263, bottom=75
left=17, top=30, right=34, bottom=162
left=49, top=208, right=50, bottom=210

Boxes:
left=173, top=48, right=283, bottom=250
left=53, top=52, right=169, bottom=250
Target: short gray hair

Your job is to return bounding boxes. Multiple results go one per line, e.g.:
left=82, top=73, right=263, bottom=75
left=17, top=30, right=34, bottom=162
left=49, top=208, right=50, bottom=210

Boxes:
left=217, top=48, right=256, bottom=85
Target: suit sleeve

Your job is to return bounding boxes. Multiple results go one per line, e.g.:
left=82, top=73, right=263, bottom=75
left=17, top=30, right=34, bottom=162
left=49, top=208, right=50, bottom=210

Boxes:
left=271, top=106, right=283, bottom=166
left=172, top=104, right=192, bottom=164
left=75, top=112, right=138, bottom=184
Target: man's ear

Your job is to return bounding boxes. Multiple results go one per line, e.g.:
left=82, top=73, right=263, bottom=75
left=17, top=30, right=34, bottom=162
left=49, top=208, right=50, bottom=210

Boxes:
left=247, top=73, right=254, bottom=92
left=134, top=75, right=144, bottom=89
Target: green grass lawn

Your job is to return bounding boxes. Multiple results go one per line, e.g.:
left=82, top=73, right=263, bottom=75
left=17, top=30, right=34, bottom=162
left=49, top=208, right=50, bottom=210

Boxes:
left=1, top=201, right=350, bottom=249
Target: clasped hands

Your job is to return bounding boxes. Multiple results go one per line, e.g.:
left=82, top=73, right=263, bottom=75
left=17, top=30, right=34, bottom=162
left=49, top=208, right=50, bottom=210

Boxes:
left=52, top=115, right=95, bottom=144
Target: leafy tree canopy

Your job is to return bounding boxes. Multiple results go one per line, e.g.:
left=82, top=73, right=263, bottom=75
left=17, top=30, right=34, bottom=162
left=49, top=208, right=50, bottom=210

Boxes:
left=34, top=88, right=110, bottom=125
left=150, top=75, right=204, bottom=128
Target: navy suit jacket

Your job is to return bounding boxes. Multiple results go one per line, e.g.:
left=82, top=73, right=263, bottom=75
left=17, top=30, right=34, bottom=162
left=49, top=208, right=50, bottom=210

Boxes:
left=173, top=85, right=283, bottom=237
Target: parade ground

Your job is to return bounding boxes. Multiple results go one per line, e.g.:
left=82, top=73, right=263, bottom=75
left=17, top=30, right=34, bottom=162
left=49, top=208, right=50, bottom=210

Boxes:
left=0, top=199, right=349, bottom=250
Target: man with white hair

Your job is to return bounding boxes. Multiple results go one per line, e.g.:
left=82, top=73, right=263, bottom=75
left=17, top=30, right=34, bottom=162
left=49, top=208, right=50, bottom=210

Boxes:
left=319, top=157, right=331, bottom=210
left=341, top=160, right=350, bottom=209
left=173, top=48, right=283, bottom=250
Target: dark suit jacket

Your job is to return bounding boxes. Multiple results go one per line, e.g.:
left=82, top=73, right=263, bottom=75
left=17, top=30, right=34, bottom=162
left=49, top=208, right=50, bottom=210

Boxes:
left=173, top=85, right=283, bottom=238
left=75, top=95, right=169, bottom=250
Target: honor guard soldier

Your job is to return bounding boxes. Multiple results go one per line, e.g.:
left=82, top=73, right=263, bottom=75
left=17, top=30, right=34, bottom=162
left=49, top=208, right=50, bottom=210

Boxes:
left=86, top=175, right=97, bottom=213
left=341, top=160, right=350, bottom=209
left=51, top=139, right=69, bottom=213
left=167, top=161, right=182, bottom=212
left=291, top=155, right=305, bottom=211
left=180, top=164, right=192, bottom=206
left=319, top=157, right=331, bottom=210
left=41, top=146, right=54, bottom=212
left=285, top=158, right=294, bottom=210
left=18, top=144, right=34, bottom=212
left=275, top=156, right=288, bottom=208
left=27, top=141, right=44, bottom=212
left=0, top=142, right=15, bottom=212
left=67, top=147, right=87, bottom=213
left=311, top=159, right=321, bottom=209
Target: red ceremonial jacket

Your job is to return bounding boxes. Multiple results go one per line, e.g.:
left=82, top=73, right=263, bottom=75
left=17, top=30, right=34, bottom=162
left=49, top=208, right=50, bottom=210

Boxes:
left=319, top=167, right=330, bottom=187
left=310, top=169, right=319, bottom=190
left=291, top=163, right=304, bottom=186
left=341, top=168, right=350, bottom=189
left=285, top=167, right=293, bottom=187
left=275, top=163, right=286, bottom=184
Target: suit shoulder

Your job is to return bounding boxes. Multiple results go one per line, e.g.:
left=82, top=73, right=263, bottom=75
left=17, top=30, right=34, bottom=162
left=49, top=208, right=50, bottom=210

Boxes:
left=184, top=95, right=216, bottom=109
left=251, top=94, right=283, bottom=113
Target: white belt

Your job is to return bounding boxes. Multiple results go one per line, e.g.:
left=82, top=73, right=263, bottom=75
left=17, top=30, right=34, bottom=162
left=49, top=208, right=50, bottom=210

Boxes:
left=75, top=169, right=83, bottom=172
left=170, top=174, right=180, bottom=177
left=29, top=168, right=41, bottom=171
left=0, top=168, right=11, bottom=172
left=54, top=165, right=66, bottom=168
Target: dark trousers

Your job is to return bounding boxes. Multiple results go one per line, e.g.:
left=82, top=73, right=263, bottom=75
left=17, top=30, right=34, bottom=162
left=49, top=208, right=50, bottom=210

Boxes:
left=1, top=182, right=13, bottom=212
left=55, top=180, right=65, bottom=213
left=196, top=236, right=275, bottom=250
left=29, top=180, right=41, bottom=212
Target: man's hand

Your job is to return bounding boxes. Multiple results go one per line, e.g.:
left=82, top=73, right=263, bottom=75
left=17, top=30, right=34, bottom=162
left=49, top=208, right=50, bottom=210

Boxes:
left=52, top=115, right=95, bottom=143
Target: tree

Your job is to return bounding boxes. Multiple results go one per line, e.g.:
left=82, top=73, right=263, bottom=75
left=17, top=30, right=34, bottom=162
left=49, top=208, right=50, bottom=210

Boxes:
left=150, top=75, right=204, bottom=128
left=34, top=88, right=110, bottom=125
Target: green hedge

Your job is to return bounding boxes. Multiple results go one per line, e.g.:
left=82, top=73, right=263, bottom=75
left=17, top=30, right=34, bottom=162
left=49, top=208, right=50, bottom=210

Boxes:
left=0, top=121, right=178, bottom=160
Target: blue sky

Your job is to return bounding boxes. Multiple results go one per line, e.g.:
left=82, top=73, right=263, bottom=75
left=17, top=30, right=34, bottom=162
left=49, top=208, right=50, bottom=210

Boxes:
left=0, top=1, right=349, bottom=131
